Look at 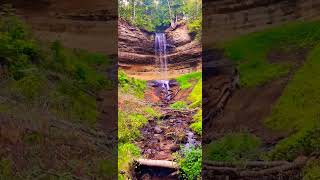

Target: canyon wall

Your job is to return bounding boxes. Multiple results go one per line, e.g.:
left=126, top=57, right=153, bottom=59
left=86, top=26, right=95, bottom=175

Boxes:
left=203, top=0, right=320, bottom=46
left=9, top=0, right=117, bottom=55
left=118, top=19, right=202, bottom=80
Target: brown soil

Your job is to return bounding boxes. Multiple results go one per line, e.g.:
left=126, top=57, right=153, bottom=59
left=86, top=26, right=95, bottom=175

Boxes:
left=204, top=47, right=310, bottom=146
left=137, top=82, right=200, bottom=161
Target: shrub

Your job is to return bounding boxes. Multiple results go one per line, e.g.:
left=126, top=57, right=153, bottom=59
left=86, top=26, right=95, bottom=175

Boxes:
left=204, top=133, right=261, bottom=162
left=178, top=147, right=202, bottom=180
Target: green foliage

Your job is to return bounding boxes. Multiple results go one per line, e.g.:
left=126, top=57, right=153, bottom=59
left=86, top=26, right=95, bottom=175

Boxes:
left=170, top=101, right=187, bottom=109
left=204, top=133, right=261, bottom=162
left=0, top=16, right=40, bottom=80
left=267, top=125, right=320, bottom=161
left=187, top=16, right=202, bottom=40
left=0, top=15, right=111, bottom=125
left=97, top=159, right=117, bottom=179
left=12, top=74, right=46, bottom=101
left=265, top=45, right=320, bottom=160
left=0, top=158, right=13, bottom=180
left=176, top=71, right=202, bottom=90
left=303, top=160, right=320, bottom=180
left=119, top=0, right=201, bottom=33
left=118, top=143, right=141, bottom=179
left=118, top=112, right=148, bottom=143
left=223, top=20, right=320, bottom=87
left=119, top=70, right=146, bottom=98
left=178, top=147, right=202, bottom=180
left=188, top=79, right=202, bottom=108
left=190, top=110, right=202, bottom=135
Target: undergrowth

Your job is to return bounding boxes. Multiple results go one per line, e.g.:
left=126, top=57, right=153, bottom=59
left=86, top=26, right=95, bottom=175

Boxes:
left=176, top=71, right=202, bottom=90
left=204, top=133, right=261, bottom=162
left=176, top=147, right=202, bottom=180
left=266, top=44, right=320, bottom=160
left=223, top=20, right=320, bottom=87
left=0, top=15, right=111, bottom=125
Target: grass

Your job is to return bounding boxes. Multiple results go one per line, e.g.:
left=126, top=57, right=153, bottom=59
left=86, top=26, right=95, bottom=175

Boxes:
left=188, top=79, right=202, bottom=108
left=118, top=143, right=141, bottom=180
left=222, top=20, right=320, bottom=87
left=118, top=71, right=161, bottom=177
left=190, top=109, right=202, bottom=136
left=265, top=44, right=320, bottom=160
left=170, top=101, right=188, bottom=109
left=204, top=133, right=261, bottom=162
left=176, top=71, right=202, bottom=90
left=0, top=15, right=111, bottom=125
left=0, top=14, right=117, bottom=179
left=119, top=70, right=146, bottom=99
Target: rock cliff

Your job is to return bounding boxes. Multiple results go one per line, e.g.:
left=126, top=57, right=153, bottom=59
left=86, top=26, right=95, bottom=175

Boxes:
left=118, top=19, right=202, bottom=80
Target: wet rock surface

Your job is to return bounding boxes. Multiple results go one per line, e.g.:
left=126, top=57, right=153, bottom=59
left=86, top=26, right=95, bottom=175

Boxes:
left=137, top=82, right=200, bottom=161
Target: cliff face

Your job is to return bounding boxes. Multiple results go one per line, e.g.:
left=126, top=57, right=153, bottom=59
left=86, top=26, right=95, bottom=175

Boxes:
left=118, top=19, right=202, bottom=80
left=10, top=0, right=117, bottom=55
left=203, top=0, right=320, bottom=46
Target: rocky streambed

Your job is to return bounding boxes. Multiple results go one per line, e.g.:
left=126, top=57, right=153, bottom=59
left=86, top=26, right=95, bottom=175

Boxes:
left=133, top=80, right=201, bottom=179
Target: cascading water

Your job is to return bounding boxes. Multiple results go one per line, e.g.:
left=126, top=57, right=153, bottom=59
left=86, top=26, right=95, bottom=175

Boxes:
left=155, top=33, right=171, bottom=101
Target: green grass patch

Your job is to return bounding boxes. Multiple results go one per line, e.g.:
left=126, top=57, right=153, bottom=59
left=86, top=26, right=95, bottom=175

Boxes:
left=119, top=70, right=146, bottom=99
left=170, top=101, right=188, bottom=109
left=223, top=20, right=320, bottom=87
left=188, top=79, right=202, bottom=108
left=265, top=45, right=320, bottom=160
left=190, top=109, right=202, bottom=136
left=204, top=133, right=261, bottom=162
left=176, top=72, right=202, bottom=90
left=118, top=143, right=140, bottom=180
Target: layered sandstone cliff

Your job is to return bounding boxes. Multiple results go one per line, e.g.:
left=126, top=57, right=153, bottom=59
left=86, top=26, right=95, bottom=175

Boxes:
left=203, top=0, right=320, bottom=46
left=118, top=19, right=202, bottom=80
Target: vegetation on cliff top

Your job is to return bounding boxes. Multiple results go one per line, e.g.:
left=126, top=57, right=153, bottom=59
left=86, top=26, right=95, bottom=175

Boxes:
left=119, top=0, right=201, bottom=38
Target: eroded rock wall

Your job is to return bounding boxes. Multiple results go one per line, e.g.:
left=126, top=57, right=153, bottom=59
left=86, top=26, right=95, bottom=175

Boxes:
left=118, top=20, right=202, bottom=80
left=203, top=0, right=320, bottom=46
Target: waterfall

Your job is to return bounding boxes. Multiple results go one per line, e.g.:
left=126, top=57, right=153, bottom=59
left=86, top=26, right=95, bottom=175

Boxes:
left=155, top=33, right=169, bottom=91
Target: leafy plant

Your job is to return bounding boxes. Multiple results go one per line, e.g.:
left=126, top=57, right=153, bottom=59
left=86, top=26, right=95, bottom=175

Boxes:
left=204, top=133, right=261, bottom=162
left=178, top=147, right=202, bottom=180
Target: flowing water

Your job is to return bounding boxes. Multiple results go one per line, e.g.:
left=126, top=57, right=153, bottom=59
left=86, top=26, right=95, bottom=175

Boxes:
left=155, top=33, right=170, bottom=92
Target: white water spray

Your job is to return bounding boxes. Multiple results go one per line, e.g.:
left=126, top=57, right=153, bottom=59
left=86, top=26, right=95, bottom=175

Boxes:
left=155, top=33, right=170, bottom=91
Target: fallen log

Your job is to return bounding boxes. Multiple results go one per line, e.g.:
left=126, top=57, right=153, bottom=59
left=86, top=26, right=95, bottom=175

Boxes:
left=203, top=160, right=290, bottom=168
left=135, top=159, right=178, bottom=169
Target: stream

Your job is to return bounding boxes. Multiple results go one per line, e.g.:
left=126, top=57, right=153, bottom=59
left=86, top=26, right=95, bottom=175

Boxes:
left=133, top=33, right=201, bottom=179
